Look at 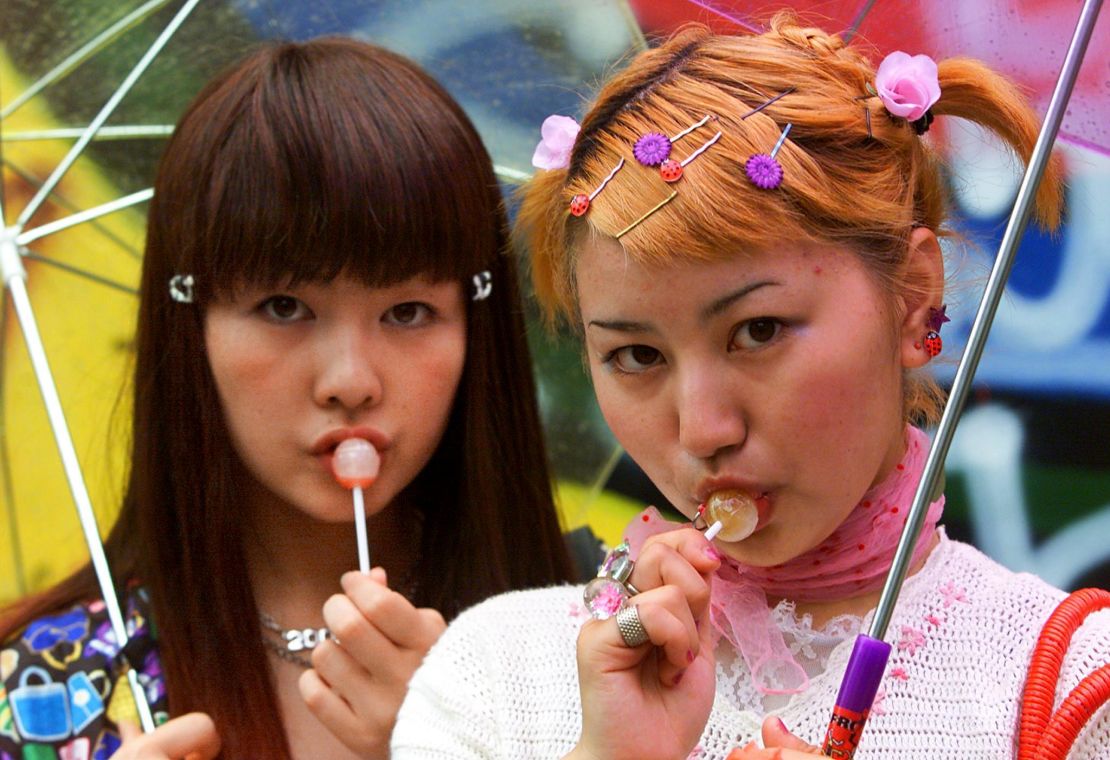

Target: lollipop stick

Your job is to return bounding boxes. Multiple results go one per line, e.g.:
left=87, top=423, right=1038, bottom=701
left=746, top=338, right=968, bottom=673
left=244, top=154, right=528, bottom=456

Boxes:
left=352, top=486, right=370, bottom=573
left=704, top=520, right=724, bottom=541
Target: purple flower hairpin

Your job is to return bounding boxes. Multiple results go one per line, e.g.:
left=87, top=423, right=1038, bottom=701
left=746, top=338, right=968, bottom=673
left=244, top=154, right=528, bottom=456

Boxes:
left=745, top=122, right=792, bottom=190
left=632, top=114, right=714, bottom=167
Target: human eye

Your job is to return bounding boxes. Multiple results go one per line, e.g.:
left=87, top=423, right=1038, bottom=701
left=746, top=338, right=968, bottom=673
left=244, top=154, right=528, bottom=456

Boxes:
left=729, top=317, right=782, bottom=350
left=383, top=302, right=434, bottom=327
left=258, top=294, right=313, bottom=322
left=601, top=344, right=664, bottom=375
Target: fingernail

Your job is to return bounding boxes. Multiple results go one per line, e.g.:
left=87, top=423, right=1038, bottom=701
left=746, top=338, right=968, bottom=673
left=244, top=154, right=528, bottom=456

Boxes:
left=705, top=546, right=722, bottom=561
left=686, top=649, right=695, bottom=663
left=673, top=668, right=686, bottom=686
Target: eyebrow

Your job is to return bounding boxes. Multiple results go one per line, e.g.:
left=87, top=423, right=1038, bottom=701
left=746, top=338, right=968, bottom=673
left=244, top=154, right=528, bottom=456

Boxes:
left=701, top=280, right=780, bottom=320
left=586, top=279, right=780, bottom=333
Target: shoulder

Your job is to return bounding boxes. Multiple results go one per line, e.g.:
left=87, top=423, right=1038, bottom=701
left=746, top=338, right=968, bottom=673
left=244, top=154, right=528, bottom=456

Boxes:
left=917, top=535, right=1110, bottom=650
left=1, top=589, right=167, bottom=755
left=425, top=583, right=586, bottom=670
left=394, top=584, right=586, bottom=759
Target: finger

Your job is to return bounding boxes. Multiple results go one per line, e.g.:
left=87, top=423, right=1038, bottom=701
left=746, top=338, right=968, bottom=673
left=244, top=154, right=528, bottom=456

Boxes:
left=582, top=589, right=699, bottom=687
left=368, top=566, right=388, bottom=585
left=632, top=590, right=698, bottom=672
left=149, top=713, right=221, bottom=759
left=631, top=535, right=717, bottom=619
left=118, top=719, right=141, bottom=743
left=299, top=667, right=388, bottom=756
left=725, top=741, right=760, bottom=758
left=761, top=716, right=821, bottom=753
left=321, top=595, right=412, bottom=685
left=340, top=572, right=441, bottom=648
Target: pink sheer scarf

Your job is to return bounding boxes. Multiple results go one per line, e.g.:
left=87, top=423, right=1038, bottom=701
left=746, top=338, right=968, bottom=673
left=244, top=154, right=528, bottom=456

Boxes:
left=624, top=425, right=943, bottom=695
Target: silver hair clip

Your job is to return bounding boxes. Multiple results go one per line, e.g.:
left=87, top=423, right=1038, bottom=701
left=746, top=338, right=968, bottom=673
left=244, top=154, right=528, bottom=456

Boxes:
left=168, top=274, right=195, bottom=304
left=471, top=270, right=493, bottom=301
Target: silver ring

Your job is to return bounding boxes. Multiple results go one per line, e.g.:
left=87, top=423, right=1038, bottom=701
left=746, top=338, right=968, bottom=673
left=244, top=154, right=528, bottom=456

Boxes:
left=615, top=604, right=650, bottom=648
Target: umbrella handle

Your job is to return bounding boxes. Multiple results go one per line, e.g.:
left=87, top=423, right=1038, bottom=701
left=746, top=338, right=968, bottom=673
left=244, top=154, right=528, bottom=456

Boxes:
left=1019, top=588, right=1110, bottom=760
left=818, top=635, right=890, bottom=759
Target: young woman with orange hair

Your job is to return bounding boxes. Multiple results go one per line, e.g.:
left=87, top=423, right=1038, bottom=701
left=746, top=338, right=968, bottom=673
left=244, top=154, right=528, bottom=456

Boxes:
left=392, top=13, right=1109, bottom=759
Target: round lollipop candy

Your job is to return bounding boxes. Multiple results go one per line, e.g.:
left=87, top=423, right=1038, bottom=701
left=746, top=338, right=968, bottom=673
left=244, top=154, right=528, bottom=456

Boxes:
left=332, top=438, right=380, bottom=573
left=703, top=489, right=764, bottom=542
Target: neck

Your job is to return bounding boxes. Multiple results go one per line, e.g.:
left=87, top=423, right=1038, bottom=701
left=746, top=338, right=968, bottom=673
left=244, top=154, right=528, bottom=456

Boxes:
left=243, top=486, right=420, bottom=628
left=775, top=530, right=940, bottom=628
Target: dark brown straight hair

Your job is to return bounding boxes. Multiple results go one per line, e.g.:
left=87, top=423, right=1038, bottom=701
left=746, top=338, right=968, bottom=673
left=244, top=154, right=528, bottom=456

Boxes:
left=2, top=37, right=573, bottom=758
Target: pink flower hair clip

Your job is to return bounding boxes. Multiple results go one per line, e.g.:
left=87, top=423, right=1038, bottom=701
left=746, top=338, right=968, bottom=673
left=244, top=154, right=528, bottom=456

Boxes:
left=532, top=114, right=580, bottom=170
left=874, top=51, right=941, bottom=135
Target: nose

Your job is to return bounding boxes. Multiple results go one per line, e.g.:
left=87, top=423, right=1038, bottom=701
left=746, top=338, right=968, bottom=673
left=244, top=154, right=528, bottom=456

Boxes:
left=676, top=364, right=747, bottom=461
left=313, top=325, right=383, bottom=413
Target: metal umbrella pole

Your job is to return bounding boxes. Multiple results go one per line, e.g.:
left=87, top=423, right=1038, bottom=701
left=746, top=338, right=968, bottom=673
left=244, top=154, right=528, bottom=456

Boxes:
left=0, top=0, right=203, bottom=733
left=821, top=0, right=1104, bottom=755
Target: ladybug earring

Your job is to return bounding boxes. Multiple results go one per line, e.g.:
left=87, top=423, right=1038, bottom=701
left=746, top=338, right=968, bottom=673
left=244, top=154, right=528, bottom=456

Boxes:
left=923, top=304, right=950, bottom=358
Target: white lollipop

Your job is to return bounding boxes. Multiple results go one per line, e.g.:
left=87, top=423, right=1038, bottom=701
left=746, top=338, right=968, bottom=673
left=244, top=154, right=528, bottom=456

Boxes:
left=332, top=438, right=380, bottom=573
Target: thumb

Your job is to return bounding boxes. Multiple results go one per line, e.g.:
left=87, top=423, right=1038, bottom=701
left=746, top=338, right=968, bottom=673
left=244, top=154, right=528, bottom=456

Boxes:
left=761, top=716, right=820, bottom=753
left=369, top=566, right=388, bottom=585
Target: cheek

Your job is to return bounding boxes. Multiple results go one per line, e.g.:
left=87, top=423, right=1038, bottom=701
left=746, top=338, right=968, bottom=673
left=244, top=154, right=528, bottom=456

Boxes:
left=403, top=331, right=467, bottom=416
left=591, top=370, right=671, bottom=480
left=206, top=332, right=287, bottom=436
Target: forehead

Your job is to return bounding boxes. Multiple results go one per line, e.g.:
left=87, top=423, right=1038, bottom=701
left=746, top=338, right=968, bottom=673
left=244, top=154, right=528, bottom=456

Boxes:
left=575, top=237, right=843, bottom=305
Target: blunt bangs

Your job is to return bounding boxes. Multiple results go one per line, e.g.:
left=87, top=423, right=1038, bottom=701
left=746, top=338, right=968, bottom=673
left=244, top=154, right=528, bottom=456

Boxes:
left=161, top=38, right=499, bottom=301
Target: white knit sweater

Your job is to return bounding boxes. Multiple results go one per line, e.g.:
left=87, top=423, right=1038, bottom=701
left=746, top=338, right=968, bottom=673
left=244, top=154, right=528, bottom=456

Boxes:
left=393, top=531, right=1110, bottom=759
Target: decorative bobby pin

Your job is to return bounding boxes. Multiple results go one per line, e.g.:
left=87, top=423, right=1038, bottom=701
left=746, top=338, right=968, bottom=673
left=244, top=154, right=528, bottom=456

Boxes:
left=569, top=158, right=625, bottom=217
left=745, top=123, right=792, bottom=190
left=632, top=114, right=714, bottom=167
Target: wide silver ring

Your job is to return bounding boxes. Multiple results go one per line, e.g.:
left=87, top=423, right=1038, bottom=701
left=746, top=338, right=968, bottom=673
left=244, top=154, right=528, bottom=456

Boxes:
left=615, top=604, right=650, bottom=648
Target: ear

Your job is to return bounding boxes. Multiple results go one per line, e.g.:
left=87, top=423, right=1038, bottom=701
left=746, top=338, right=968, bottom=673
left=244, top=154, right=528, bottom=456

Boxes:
left=898, top=227, right=945, bottom=369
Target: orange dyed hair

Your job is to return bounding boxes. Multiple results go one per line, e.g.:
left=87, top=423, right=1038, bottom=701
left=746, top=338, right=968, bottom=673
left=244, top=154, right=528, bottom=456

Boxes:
left=518, top=11, right=1063, bottom=421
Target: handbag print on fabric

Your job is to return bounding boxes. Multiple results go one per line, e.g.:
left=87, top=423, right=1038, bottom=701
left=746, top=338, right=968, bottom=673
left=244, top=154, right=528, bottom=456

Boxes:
left=9, top=665, right=72, bottom=742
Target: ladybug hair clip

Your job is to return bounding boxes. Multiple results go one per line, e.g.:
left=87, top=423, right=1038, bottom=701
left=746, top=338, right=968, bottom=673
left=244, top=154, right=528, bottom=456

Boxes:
left=568, top=158, right=625, bottom=217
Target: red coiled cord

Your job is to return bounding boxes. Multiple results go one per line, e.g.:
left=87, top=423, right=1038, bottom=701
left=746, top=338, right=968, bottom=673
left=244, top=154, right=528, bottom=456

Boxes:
left=1018, top=588, right=1110, bottom=760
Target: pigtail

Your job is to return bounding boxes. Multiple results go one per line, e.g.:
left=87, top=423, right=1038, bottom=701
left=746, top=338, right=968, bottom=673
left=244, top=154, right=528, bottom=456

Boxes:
left=933, top=58, right=1064, bottom=232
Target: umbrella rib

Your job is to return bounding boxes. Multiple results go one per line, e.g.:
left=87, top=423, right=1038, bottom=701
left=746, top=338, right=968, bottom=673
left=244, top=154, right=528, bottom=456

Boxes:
left=20, top=253, right=138, bottom=296
left=3, top=126, right=175, bottom=143
left=843, top=0, right=879, bottom=44
left=2, top=157, right=143, bottom=259
left=0, top=303, right=29, bottom=595
left=0, top=236, right=152, bottom=729
left=0, top=0, right=175, bottom=122
left=494, top=165, right=531, bottom=185
left=18, top=188, right=154, bottom=246
left=15, top=0, right=203, bottom=230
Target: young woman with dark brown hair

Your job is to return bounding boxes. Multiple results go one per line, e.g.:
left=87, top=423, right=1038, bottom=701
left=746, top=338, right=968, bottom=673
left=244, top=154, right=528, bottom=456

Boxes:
left=0, top=37, right=573, bottom=759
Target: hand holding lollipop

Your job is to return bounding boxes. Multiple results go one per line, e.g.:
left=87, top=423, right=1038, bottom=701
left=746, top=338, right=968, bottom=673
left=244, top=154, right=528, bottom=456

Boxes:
left=332, top=438, right=380, bottom=574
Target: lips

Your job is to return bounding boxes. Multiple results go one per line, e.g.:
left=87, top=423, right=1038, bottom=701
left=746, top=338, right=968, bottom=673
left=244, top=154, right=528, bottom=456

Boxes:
left=694, top=479, right=773, bottom=541
left=309, top=426, right=390, bottom=456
